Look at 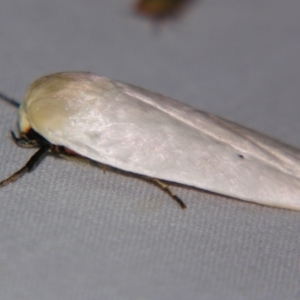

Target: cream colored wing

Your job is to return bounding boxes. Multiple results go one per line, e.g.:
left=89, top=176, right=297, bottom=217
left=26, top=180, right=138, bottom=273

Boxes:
left=20, top=72, right=300, bottom=210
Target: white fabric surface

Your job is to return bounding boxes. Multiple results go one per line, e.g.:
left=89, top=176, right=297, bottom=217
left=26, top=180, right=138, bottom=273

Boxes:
left=0, top=0, right=300, bottom=299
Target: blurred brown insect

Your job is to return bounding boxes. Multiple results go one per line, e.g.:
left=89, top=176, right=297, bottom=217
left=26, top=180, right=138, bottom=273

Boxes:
left=134, top=0, right=194, bottom=20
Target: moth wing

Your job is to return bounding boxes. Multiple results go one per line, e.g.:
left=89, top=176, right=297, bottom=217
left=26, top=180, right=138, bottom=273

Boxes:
left=24, top=73, right=300, bottom=210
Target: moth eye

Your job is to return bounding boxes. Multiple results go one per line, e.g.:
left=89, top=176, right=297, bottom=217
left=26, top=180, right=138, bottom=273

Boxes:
left=237, top=154, right=244, bottom=159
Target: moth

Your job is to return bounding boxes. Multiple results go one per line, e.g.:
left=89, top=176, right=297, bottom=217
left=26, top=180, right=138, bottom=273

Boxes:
left=134, top=0, right=193, bottom=20
left=1, top=72, right=300, bottom=210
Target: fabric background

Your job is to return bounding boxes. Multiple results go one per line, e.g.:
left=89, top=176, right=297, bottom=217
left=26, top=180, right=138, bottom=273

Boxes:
left=0, top=1, right=300, bottom=299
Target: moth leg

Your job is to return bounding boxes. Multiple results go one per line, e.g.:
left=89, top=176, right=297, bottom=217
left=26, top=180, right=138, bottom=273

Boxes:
left=152, top=178, right=187, bottom=209
left=11, top=131, right=40, bottom=148
left=0, top=145, right=51, bottom=187
left=100, top=164, right=107, bottom=174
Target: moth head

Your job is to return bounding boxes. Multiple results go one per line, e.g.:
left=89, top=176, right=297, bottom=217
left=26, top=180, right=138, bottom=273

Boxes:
left=18, top=102, right=31, bottom=136
left=18, top=92, right=47, bottom=146
left=18, top=74, right=47, bottom=133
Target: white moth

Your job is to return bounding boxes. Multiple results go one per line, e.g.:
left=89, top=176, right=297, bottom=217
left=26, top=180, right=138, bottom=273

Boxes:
left=1, top=72, right=300, bottom=210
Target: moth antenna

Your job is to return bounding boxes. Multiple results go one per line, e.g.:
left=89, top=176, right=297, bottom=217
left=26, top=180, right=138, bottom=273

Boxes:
left=0, top=91, right=20, bottom=108
left=0, top=145, right=51, bottom=187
